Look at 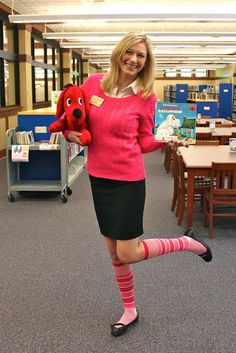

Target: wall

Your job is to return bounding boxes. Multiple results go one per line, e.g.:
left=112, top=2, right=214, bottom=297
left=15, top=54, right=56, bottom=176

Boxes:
left=215, top=63, right=236, bottom=85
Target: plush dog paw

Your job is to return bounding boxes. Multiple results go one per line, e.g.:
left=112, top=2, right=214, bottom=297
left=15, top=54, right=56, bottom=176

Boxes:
left=80, top=130, right=91, bottom=145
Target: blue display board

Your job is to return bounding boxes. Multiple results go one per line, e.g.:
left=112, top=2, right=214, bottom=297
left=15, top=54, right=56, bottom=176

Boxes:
left=219, top=83, right=233, bottom=118
left=18, top=114, right=57, bottom=142
left=176, top=84, right=188, bottom=103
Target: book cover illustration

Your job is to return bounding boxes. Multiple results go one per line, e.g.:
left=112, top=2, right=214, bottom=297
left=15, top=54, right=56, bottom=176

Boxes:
left=154, top=102, right=197, bottom=144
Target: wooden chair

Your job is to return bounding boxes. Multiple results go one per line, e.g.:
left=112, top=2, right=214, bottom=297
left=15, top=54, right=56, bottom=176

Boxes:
left=174, top=152, right=210, bottom=225
left=196, top=121, right=210, bottom=127
left=196, top=132, right=220, bottom=144
left=195, top=140, right=220, bottom=146
left=202, top=162, right=236, bottom=238
left=164, top=144, right=173, bottom=174
left=215, top=123, right=233, bottom=127
left=196, top=132, right=213, bottom=140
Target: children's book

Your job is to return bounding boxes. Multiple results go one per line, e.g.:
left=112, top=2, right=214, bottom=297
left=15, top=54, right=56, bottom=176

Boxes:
left=154, top=102, right=197, bottom=144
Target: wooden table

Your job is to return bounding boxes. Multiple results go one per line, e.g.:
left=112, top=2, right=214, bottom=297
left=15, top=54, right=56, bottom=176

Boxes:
left=178, top=145, right=236, bottom=227
left=196, top=126, right=236, bottom=144
left=197, top=118, right=233, bottom=126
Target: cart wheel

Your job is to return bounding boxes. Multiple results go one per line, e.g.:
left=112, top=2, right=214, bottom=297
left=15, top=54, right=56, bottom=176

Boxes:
left=61, top=194, right=68, bottom=203
left=8, top=193, right=15, bottom=202
left=66, top=187, right=72, bottom=195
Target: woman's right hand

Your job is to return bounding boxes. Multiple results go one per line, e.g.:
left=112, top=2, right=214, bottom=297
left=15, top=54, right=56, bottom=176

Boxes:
left=67, top=130, right=84, bottom=145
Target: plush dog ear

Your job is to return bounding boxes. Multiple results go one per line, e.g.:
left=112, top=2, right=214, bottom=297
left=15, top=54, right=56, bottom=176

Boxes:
left=56, top=89, right=66, bottom=118
left=81, top=88, right=90, bottom=114
left=56, top=84, right=73, bottom=118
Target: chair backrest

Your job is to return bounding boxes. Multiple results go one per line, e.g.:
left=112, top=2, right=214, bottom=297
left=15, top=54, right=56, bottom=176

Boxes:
left=211, top=162, right=236, bottom=196
left=231, top=132, right=236, bottom=138
left=196, top=121, right=210, bottom=127
left=196, top=132, right=213, bottom=141
left=195, top=140, right=219, bottom=145
left=215, top=123, right=233, bottom=127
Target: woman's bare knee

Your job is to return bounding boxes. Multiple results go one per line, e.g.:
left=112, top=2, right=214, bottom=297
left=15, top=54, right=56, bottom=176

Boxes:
left=104, top=236, right=120, bottom=263
left=116, top=246, right=136, bottom=264
left=116, top=238, right=144, bottom=264
left=117, top=252, right=133, bottom=264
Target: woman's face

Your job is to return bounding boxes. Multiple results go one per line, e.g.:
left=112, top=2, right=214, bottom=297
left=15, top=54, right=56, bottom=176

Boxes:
left=119, top=42, right=147, bottom=79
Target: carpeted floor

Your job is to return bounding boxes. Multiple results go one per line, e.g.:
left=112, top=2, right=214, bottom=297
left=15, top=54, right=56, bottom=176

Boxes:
left=0, top=150, right=235, bottom=353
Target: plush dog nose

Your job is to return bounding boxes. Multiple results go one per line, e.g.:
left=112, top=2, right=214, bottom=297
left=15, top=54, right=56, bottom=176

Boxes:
left=73, top=108, right=82, bottom=119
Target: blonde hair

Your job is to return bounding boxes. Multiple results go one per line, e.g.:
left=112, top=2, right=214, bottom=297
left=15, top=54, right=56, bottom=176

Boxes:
left=101, top=32, right=155, bottom=99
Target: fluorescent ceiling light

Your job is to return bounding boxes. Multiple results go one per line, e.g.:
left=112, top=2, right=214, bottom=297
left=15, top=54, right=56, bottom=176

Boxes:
left=42, top=31, right=236, bottom=40
left=60, top=43, right=114, bottom=49
left=90, top=61, right=110, bottom=64
left=154, top=45, right=202, bottom=48
left=60, top=42, right=205, bottom=49
left=159, top=64, right=226, bottom=68
left=9, top=13, right=236, bottom=24
left=222, top=57, right=236, bottom=61
left=59, top=36, right=122, bottom=42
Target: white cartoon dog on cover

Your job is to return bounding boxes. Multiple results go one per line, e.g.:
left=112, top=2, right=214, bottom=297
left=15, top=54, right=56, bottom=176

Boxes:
left=155, top=113, right=181, bottom=141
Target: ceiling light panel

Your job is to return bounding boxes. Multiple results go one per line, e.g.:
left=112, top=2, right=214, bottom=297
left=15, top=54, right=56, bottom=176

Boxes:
left=9, top=12, right=236, bottom=24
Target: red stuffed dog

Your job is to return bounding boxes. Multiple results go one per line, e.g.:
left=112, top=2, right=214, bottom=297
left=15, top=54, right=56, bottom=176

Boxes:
left=48, top=84, right=91, bottom=145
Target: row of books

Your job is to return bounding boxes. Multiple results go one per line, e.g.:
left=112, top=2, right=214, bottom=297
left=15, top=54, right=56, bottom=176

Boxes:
left=14, top=131, right=61, bottom=145
left=49, top=132, right=61, bottom=144
left=14, top=130, right=34, bottom=145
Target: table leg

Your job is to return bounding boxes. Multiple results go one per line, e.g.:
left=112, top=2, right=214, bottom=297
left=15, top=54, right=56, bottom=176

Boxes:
left=187, top=170, right=195, bottom=227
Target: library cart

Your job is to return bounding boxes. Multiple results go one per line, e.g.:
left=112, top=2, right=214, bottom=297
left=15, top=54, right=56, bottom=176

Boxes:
left=6, top=108, right=86, bottom=203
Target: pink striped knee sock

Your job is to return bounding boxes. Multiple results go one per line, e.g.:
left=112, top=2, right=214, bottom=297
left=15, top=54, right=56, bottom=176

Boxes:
left=112, top=263, right=138, bottom=326
left=141, top=236, right=206, bottom=259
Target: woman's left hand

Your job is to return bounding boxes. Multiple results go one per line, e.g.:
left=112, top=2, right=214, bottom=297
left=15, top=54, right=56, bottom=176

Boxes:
left=169, top=138, right=189, bottom=148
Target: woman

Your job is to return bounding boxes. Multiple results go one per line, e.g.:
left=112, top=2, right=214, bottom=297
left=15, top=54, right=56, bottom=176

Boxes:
left=66, top=32, right=212, bottom=337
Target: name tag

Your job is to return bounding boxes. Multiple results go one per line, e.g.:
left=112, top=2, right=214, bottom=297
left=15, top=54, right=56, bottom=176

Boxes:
left=90, top=95, right=104, bottom=107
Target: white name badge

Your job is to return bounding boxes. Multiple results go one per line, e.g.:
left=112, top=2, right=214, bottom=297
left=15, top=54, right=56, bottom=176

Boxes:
left=90, top=95, right=104, bottom=107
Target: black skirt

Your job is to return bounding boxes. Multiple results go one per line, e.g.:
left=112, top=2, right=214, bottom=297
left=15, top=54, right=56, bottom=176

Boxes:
left=89, top=175, right=146, bottom=240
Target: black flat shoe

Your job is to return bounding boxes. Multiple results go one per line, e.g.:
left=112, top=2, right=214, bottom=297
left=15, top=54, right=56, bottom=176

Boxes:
left=110, top=312, right=139, bottom=337
left=184, top=228, right=212, bottom=263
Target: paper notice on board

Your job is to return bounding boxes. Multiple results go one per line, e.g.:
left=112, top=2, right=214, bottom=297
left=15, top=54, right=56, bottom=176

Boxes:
left=11, top=145, right=30, bottom=162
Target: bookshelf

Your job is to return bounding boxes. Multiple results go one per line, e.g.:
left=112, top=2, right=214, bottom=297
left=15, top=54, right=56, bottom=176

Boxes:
left=163, top=85, right=173, bottom=102
left=164, top=83, right=234, bottom=119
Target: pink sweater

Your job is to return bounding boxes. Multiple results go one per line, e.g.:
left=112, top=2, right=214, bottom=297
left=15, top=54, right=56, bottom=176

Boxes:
left=80, top=73, right=166, bottom=181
